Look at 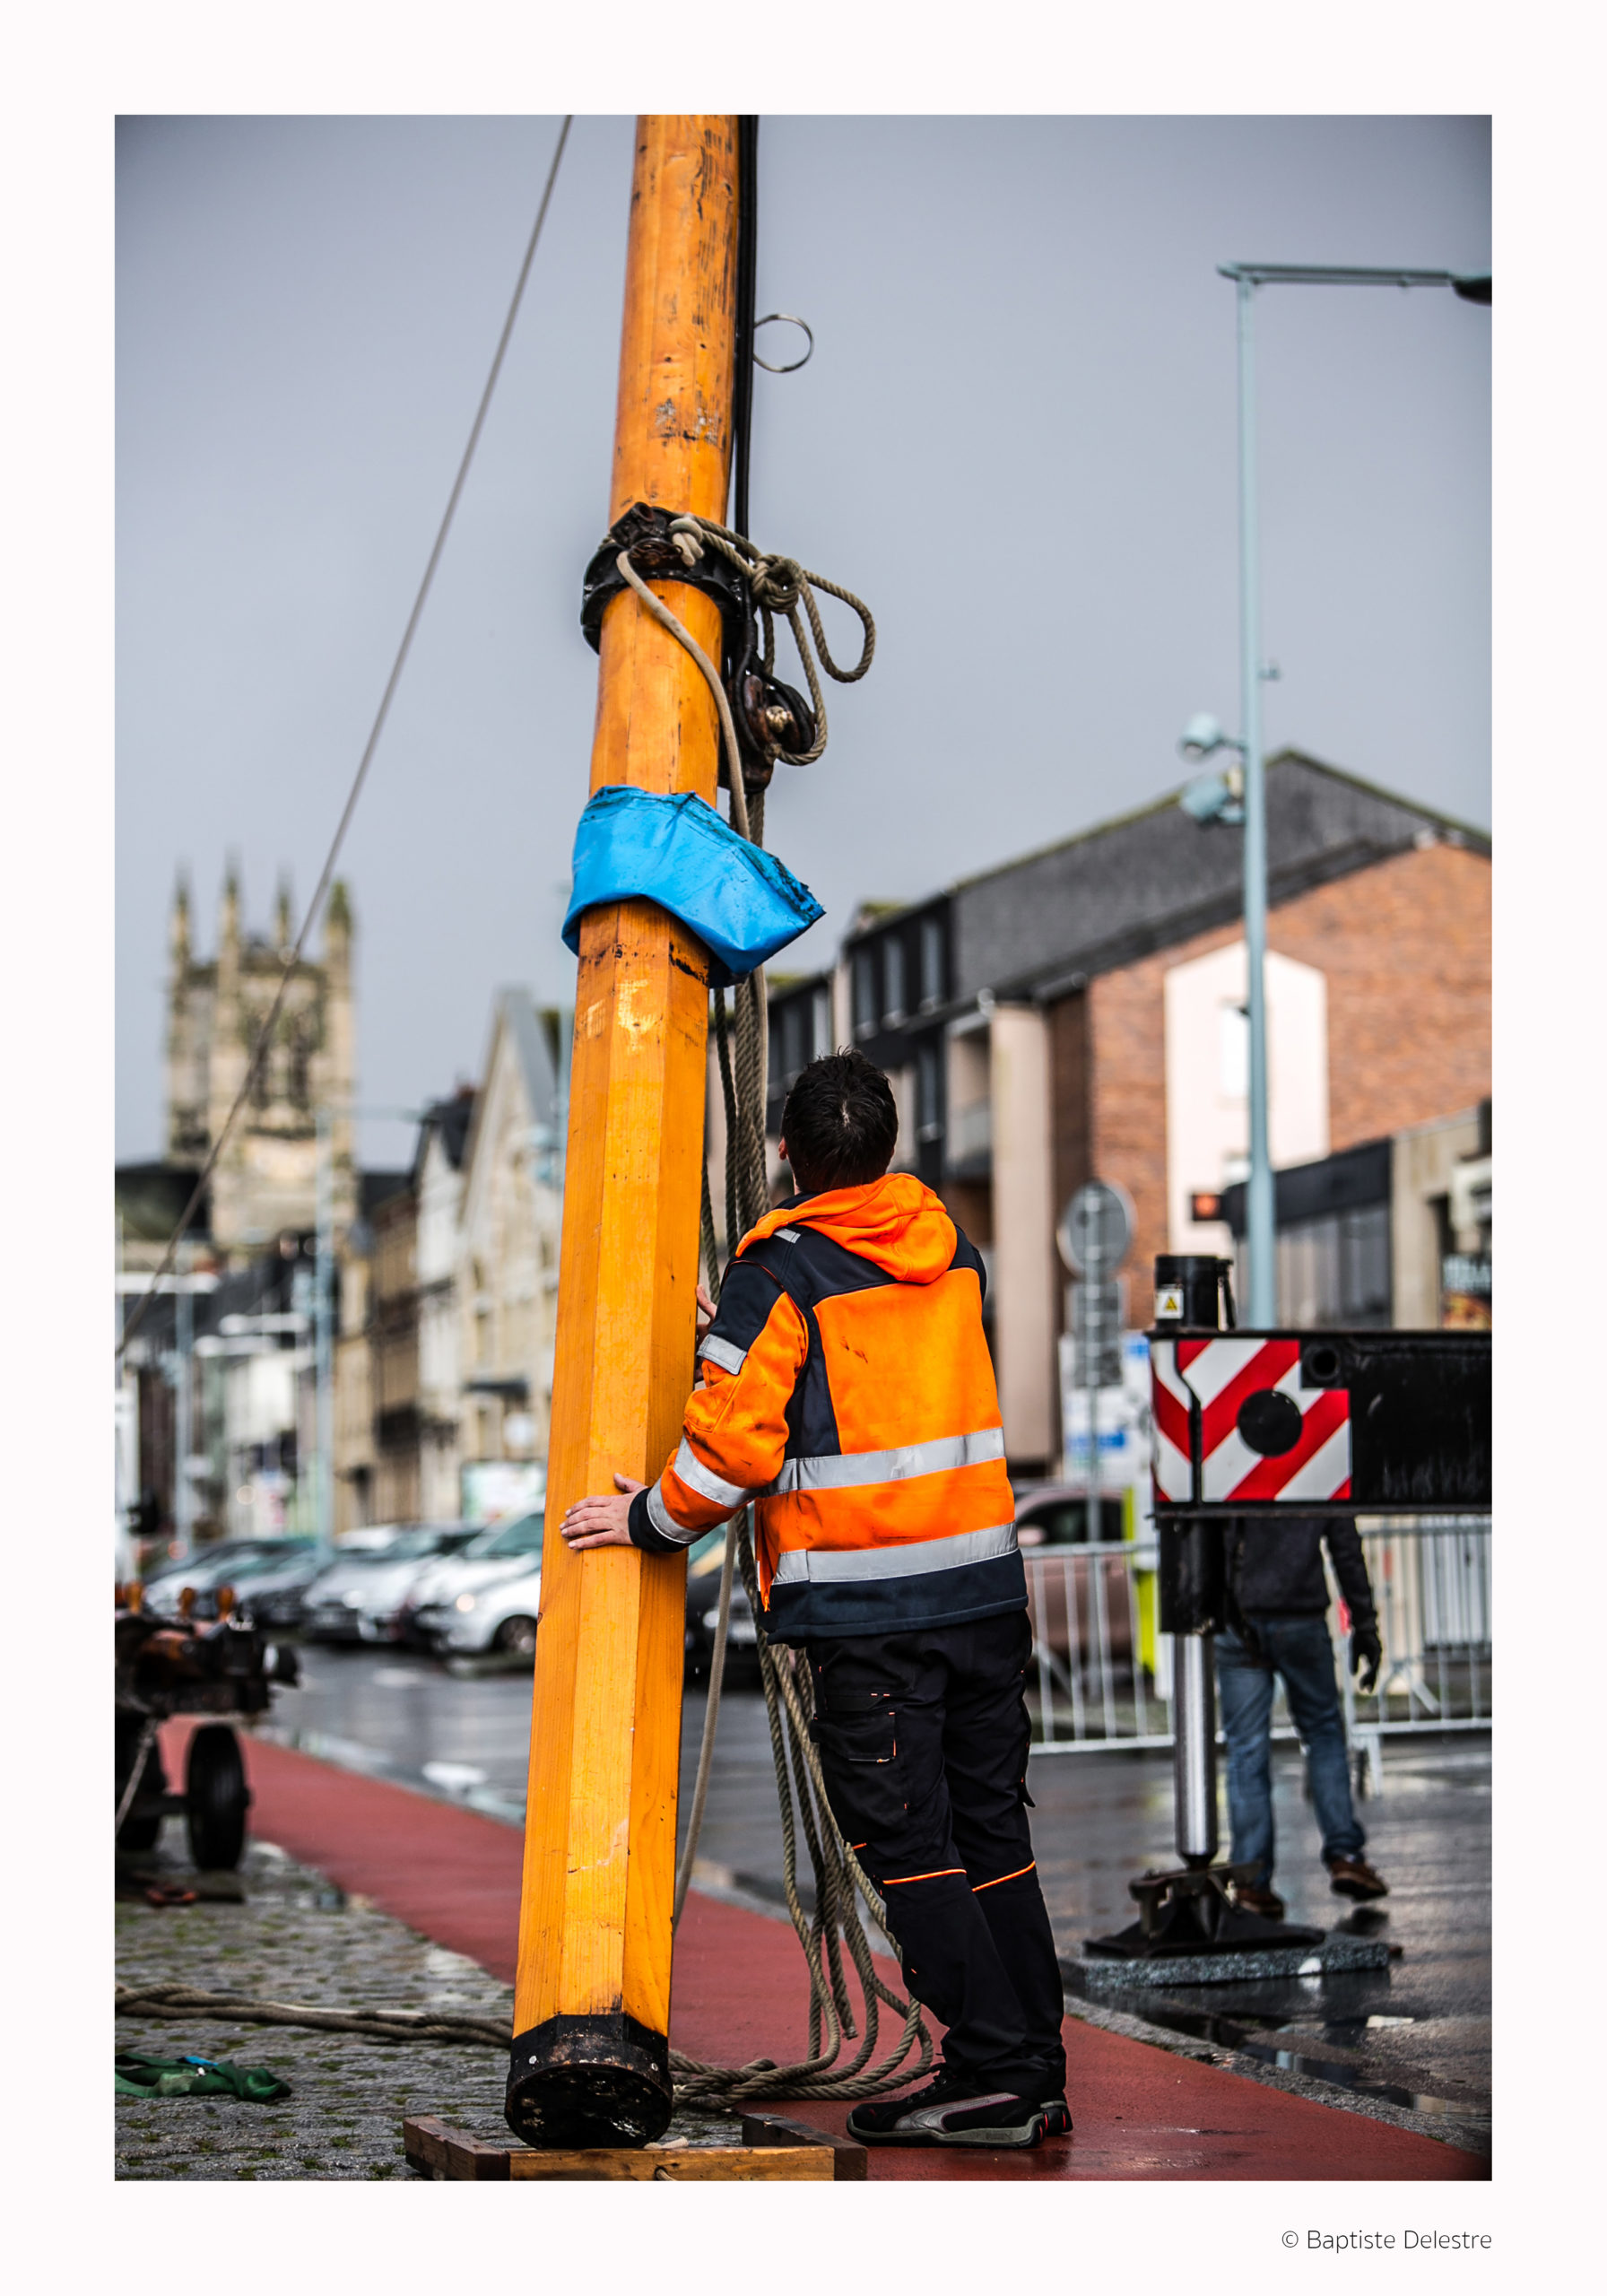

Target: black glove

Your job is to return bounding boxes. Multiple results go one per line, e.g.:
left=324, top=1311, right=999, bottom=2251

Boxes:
left=1350, top=1625, right=1382, bottom=1696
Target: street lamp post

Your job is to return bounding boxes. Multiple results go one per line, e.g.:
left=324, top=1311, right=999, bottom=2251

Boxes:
left=1186, top=262, right=1490, bottom=1327
left=1233, top=272, right=1275, bottom=1327
left=174, top=1240, right=195, bottom=1561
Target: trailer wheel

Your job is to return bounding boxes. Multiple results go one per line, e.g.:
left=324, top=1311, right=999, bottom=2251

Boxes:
left=187, top=1724, right=249, bottom=1870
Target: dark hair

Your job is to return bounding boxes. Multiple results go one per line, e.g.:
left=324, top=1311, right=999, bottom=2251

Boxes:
left=780, top=1049, right=899, bottom=1192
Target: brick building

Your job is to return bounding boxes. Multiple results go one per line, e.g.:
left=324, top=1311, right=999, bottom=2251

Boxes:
left=762, top=751, right=1490, bottom=1478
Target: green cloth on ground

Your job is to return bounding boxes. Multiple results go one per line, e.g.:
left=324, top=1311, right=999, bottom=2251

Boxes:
left=116, top=2050, right=291, bottom=2101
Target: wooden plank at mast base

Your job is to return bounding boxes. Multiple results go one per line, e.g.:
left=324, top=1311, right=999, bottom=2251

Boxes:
left=509, top=2145, right=833, bottom=2182
left=402, top=2117, right=860, bottom=2182
left=743, top=2111, right=871, bottom=2179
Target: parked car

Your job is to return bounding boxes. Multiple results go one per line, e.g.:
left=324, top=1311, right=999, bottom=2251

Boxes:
left=143, top=1540, right=300, bottom=1619
left=402, top=1512, right=547, bottom=1649
left=1014, top=1484, right=1135, bottom=1665
left=225, top=1542, right=334, bottom=1630
left=335, top=1524, right=418, bottom=1555
left=302, top=1525, right=479, bottom=1645
left=421, top=1561, right=543, bottom=1659
left=682, top=1529, right=762, bottom=1685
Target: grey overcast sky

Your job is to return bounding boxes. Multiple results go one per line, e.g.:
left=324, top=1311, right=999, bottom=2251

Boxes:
left=117, top=114, right=1490, bottom=1173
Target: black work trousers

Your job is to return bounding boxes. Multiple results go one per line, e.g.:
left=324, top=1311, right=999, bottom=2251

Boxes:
left=806, top=1607, right=1066, bottom=2101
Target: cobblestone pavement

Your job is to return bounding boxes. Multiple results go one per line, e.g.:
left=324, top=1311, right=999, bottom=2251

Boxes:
left=115, top=1830, right=742, bottom=2180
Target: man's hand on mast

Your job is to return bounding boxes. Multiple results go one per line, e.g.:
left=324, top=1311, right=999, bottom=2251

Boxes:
left=560, top=1473, right=644, bottom=1550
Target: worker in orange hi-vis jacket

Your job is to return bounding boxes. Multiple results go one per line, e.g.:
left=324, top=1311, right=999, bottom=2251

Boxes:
left=562, top=1048, right=1072, bottom=2151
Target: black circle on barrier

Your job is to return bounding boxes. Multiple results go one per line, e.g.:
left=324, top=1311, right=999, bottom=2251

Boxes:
left=1304, top=1343, right=1342, bottom=1385
left=1236, top=1389, right=1305, bottom=1457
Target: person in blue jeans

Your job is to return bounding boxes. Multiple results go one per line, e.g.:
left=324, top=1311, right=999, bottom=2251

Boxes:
left=1216, top=1516, right=1387, bottom=1918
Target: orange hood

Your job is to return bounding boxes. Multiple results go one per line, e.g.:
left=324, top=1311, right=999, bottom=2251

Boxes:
left=741, top=1173, right=959, bottom=1286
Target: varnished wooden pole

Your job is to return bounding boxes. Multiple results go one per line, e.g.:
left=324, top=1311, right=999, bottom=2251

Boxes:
left=506, top=116, right=741, bottom=2149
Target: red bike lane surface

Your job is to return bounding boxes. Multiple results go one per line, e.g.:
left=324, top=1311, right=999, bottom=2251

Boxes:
left=173, top=1726, right=1484, bottom=2184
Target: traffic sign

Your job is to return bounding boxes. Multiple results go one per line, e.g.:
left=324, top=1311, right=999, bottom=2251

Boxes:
left=1069, top=1277, right=1125, bottom=1390
left=1057, top=1178, right=1134, bottom=1276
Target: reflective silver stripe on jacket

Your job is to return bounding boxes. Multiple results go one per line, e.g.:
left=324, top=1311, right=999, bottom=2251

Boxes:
left=770, top=1425, right=1005, bottom=1496
left=770, top=1520, right=1019, bottom=1585
left=697, top=1333, right=748, bottom=1377
left=647, top=1477, right=700, bottom=1548
left=669, top=1438, right=752, bottom=1511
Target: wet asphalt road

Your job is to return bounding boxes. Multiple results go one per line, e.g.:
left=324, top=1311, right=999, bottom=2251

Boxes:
left=261, top=1640, right=1490, bottom=2138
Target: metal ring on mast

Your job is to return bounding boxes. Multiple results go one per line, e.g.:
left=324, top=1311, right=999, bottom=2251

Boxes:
left=752, top=313, right=814, bottom=371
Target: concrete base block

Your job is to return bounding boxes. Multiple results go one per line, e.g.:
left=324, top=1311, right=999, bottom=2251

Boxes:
left=1069, top=1935, right=1394, bottom=1992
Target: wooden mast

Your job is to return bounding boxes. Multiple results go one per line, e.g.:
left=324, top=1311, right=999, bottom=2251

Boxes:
left=506, top=116, right=741, bottom=2148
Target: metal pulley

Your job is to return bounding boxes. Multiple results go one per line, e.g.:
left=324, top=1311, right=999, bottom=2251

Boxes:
left=580, top=501, right=833, bottom=796
left=723, top=622, right=816, bottom=792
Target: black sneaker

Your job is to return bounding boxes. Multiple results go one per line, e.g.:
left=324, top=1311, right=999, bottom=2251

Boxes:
left=847, top=2067, right=1073, bottom=2149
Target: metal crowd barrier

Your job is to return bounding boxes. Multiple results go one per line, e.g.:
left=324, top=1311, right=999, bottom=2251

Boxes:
left=1024, top=1517, right=1491, bottom=1794
left=1341, top=1516, right=1492, bottom=1795
left=1024, top=1540, right=1170, bottom=1754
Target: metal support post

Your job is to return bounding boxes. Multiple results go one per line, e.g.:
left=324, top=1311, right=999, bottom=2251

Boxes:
left=1236, top=277, right=1275, bottom=1329
left=1085, top=1359, right=1100, bottom=1545
left=1172, top=1630, right=1218, bottom=1866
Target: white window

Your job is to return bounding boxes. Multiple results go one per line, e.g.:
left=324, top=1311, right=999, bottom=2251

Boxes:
left=920, top=917, right=945, bottom=1009
left=812, top=986, right=832, bottom=1060
left=883, top=937, right=906, bottom=1024
left=853, top=950, right=876, bottom=1037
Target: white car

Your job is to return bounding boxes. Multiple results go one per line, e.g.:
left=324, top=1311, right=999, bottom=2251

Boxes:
left=303, top=1524, right=478, bottom=1644
left=396, top=1511, right=545, bottom=1649
left=421, top=1561, right=543, bottom=1658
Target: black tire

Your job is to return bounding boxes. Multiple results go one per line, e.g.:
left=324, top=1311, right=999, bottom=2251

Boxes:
left=117, top=1718, right=166, bottom=1855
left=492, top=1614, right=538, bottom=1661
left=186, top=1724, right=250, bottom=1870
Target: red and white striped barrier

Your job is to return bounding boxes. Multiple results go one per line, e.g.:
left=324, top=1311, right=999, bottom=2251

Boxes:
left=1151, top=1335, right=1351, bottom=1506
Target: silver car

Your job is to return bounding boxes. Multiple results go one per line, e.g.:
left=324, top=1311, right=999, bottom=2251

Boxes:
left=143, top=1539, right=300, bottom=1620
left=423, top=1561, right=543, bottom=1658
left=302, top=1524, right=477, bottom=1645
left=405, top=1512, right=545, bottom=1650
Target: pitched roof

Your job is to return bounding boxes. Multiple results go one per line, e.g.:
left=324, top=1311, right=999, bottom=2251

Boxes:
left=115, top=1162, right=211, bottom=1244
left=360, top=1169, right=412, bottom=1218
left=457, top=987, right=560, bottom=1197
left=411, top=1085, right=477, bottom=1182
left=940, top=750, right=1488, bottom=1003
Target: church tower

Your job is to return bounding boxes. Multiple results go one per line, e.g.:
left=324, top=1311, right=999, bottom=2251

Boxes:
left=162, top=865, right=359, bottom=1261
